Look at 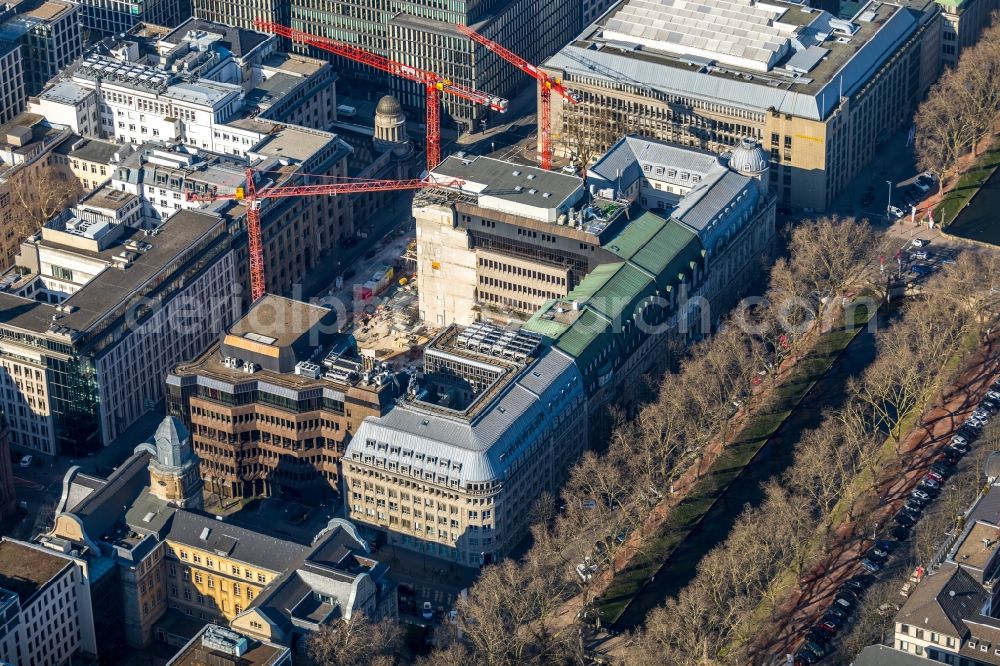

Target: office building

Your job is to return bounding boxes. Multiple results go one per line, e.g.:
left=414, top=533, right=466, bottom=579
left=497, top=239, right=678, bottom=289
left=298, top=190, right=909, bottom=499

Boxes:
left=75, top=0, right=190, bottom=39
left=939, top=0, right=1000, bottom=67
left=342, top=322, right=587, bottom=566
left=46, top=416, right=395, bottom=649
left=0, top=208, right=237, bottom=454
left=415, top=155, right=628, bottom=326
left=586, top=135, right=776, bottom=315
left=417, top=137, right=775, bottom=327
left=0, top=0, right=82, bottom=96
left=194, top=0, right=581, bottom=132
left=167, top=625, right=291, bottom=666
left=542, top=0, right=942, bottom=210
left=111, top=143, right=247, bottom=223
left=58, top=136, right=131, bottom=191
left=0, top=111, right=78, bottom=269
left=0, top=538, right=97, bottom=665
left=167, top=295, right=401, bottom=502
left=0, top=43, right=24, bottom=126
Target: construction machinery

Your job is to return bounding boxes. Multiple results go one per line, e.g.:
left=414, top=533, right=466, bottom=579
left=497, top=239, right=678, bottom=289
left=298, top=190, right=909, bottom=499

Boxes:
left=254, top=19, right=509, bottom=172
left=455, top=24, right=579, bottom=170
left=186, top=169, right=461, bottom=301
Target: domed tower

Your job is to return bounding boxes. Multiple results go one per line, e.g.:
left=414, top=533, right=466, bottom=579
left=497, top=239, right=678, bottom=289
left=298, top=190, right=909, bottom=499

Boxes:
left=373, top=95, right=412, bottom=158
left=728, top=137, right=770, bottom=192
left=148, top=416, right=203, bottom=509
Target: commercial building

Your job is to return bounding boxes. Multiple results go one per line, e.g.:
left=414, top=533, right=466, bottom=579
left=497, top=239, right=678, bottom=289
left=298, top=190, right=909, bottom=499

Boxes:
left=0, top=111, right=78, bottom=269
left=415, top=155, right=626, bottom=326
left=542, top=0, right=942, bottom=210
left=0, top=208, right=238, bottom=454
left=343, top=322, right=587, bottom=566
left=167, top=295, right=401, bottom=503
left=29, top=20, right=355, bottom=301
left=45, top=416, right=395, bottom=651
left=938, top=0, right=1000, bottom=67
left=0, top=538, right=97, bottom=665
left=58, top=136, right=131, bottom=191
left=417, top=138, right=775, bottom=327
left=0, top=0, right=82, bottom=96
left=194, top=0, right=581, bottom=132
left=586, top=135, right=776, bottom=315
left=0, top=43, right=24, bottom=126
left=167, top=624, right=291, bottom=666
left=74, top=0, right=190, bottom=38
left=111, top=143, right=247, bottom=223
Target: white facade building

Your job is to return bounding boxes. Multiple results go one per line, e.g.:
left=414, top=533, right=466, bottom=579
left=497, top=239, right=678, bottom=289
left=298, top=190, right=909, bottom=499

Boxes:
left=0, top=539, right=97, bottom=665
left=0, top=208, right=239, bottom=455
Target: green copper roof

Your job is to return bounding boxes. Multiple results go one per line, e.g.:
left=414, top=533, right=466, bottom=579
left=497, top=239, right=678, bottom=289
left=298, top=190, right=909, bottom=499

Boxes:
left=524, top=211, right=704, bottom=374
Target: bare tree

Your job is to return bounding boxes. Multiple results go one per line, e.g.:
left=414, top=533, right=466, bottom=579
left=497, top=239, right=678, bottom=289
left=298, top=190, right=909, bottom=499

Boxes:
left=915, top=69, right=977, bottom=182
left=306, top=614, right=402, bottom=666
left=4, top=163, right=83, bottom=242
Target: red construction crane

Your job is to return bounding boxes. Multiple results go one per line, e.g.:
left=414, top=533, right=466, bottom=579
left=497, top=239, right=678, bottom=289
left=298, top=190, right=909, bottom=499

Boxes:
left=455, top=24, right=579, bottom=171
left=254, top=20, right=509, bottom=171
left=187, top=168, right=462, bottom=301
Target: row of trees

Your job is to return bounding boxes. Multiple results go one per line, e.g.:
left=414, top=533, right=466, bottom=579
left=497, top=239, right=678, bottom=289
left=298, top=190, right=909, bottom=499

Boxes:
left=303, top=217, right=879, bottom=665
left=624, top=251, right=1000, bottom=665
left=915, top=14, right=1000, bottom=183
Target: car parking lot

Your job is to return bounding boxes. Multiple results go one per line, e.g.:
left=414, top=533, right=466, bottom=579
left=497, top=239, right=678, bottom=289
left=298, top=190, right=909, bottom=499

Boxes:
left=792, top=378, right=1000, bottom=665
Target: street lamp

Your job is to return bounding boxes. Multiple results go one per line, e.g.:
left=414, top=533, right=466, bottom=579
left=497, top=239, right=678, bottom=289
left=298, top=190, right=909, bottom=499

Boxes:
left=886, top=180, right=894, bottom=221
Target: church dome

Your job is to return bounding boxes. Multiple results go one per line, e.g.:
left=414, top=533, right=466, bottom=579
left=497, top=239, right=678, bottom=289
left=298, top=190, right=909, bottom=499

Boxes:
left=375, top=95, right=403, bottom=117
left=729, top=137, right=769, bottom=175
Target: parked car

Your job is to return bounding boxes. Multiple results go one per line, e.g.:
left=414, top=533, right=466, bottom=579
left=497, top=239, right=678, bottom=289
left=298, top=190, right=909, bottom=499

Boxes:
left=875, top=540, right=897, bottom=553
left=795, top=650, right=818, bottom=665
left=952, top=434, right=969, bottom=446
left=861, top=558, right=883, bottom=573
left=913, top=178, right=931, bottom=194
left=981, top=398, right=1000, bottom=412
left=925, top=470, right=945, bottom=483
left=824, top=608, right=847, bottom=624
left=958, top=423, right=981, bottom=438
left=945, top=445, right=968, bottom=459
left=911, top=238, right=929, bottom=248
left=895, top=511, right=917, bottom=527
left=988, top=390, right=1000, bottom=401
left=911, top=264, right=934, bottom=277
left=803, top=640, right=829, bottom=660
left=890, top=525, right=911, bottom=541
left=904, top=499, right=926, bottom=515
left=916, top=174, right=936, bottom=191
left=18, top=455, right=32, bottom=469
left=920, top=478, right=941, bottom=492
left=949, top=440, right=971, bottom=454
left=845, top=574, right=871, bottom=590
left=931, top=461, right=956, bottom=477
left=973, top=408, right=991, bottom=420
left=910, top=250, right=930, bottom=260
left=422, top=601, right=434, bottom=620
left=888, top=205, right=904, bottom=219
left=911, top=489, right=932, bottom=502
left=809, top=627, right=833, bottom=642
left=868, top=546, right=890, bottom=562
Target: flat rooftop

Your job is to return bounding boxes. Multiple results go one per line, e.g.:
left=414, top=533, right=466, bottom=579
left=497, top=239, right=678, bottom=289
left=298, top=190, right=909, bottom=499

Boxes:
left=431, top=155, right=583, bottom=212
left=0, top=540, right=70, bottom=604
left=1, top=209, right=225, bottom=336
left=954, top=521, right=1000, bottom=572
left=226, top=294, right=328, bottom=350
left=81, top=185, right=136, bottom=211
left=249, top=125, right=343, bottom=163
left=546, top=0, right=924, bottom=120
left=168, top=625, right=288, bottom=666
